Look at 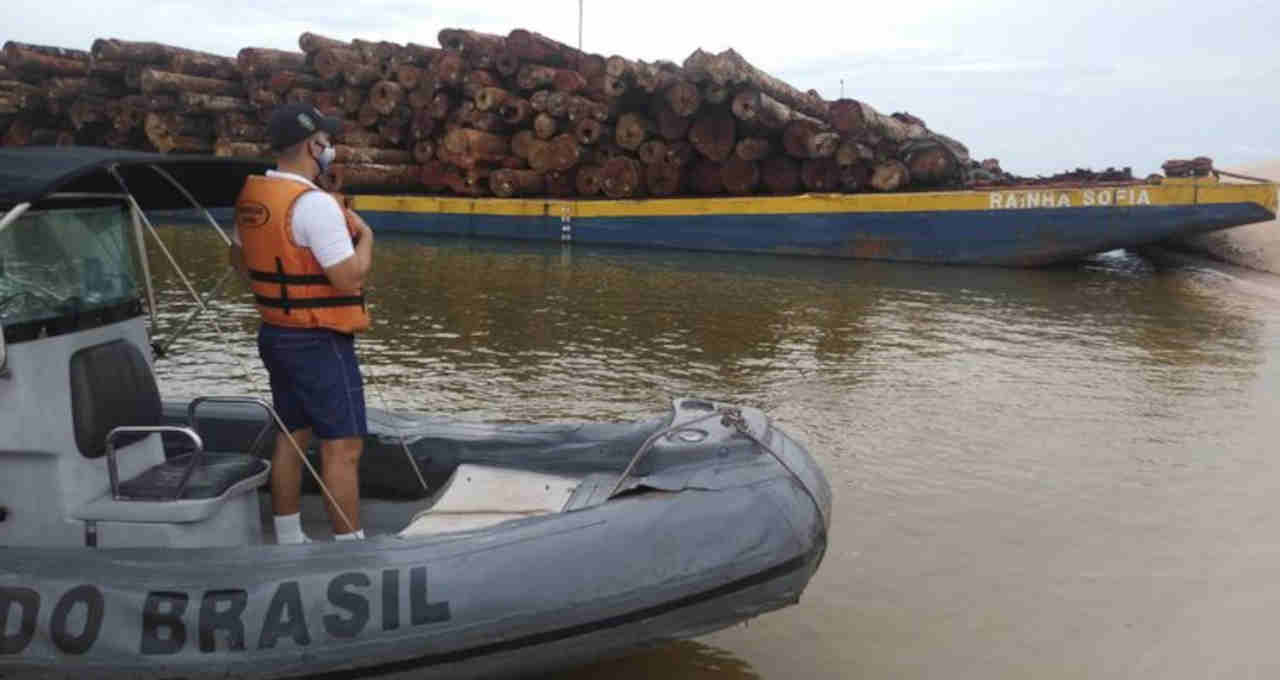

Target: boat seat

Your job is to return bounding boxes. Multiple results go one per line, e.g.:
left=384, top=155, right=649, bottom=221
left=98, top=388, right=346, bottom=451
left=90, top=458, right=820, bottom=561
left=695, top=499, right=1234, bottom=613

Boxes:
left=68, top=339, right=269, bottom=526
left=399, top=464, right=580, bottom=537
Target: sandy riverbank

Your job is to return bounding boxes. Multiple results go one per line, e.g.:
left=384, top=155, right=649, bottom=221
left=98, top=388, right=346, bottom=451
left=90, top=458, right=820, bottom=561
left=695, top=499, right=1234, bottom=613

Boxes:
left=1172, top=159, right=1280, bottom=273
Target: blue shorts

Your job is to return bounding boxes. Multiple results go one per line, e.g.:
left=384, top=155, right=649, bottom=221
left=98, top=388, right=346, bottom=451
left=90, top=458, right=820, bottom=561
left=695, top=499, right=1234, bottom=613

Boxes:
left=257, top=324, right=367, bottom=440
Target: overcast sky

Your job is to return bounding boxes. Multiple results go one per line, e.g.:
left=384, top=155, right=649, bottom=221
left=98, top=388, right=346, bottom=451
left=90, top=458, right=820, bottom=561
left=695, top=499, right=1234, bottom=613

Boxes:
left=7, top=0, right=1278, bottom=175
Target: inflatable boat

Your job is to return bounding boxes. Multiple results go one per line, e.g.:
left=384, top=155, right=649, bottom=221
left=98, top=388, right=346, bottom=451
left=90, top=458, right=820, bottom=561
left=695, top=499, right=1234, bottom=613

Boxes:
left=0, top=148, right=830, bottom=678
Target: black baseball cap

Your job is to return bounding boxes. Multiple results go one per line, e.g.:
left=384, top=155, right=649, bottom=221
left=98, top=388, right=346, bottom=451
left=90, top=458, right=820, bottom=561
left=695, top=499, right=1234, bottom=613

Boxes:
left=267, top=103, right=342, bottom=150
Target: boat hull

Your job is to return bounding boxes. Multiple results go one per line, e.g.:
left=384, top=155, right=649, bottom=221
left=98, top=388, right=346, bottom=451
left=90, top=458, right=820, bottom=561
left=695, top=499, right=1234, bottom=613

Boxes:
left=350, top=181, right=1278, bottom=267
left=0, top=413, right=829, bottom=679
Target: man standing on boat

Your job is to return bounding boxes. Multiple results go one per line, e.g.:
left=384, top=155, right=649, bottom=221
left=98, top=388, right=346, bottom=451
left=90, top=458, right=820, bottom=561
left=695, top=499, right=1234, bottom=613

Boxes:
left=229, top=103, right=373, bottom=543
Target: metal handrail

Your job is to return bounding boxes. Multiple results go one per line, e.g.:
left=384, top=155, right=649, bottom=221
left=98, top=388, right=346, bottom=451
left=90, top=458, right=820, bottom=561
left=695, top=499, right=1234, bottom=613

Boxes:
left=105, top=425, right=205, bottom=501
left=186, top=396, right=355, bottom=534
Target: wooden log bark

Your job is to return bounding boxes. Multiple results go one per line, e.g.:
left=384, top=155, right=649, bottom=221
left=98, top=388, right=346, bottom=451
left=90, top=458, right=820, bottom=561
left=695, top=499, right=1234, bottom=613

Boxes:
left=68, top=97, right=108, bottom=129
left=734, top=137, right=771, bottom=162
left=633, top=60, right=677, bottom=94
left=334, top=145, right=413, bottom=164
left=533, top=113, right=558, bottom=139
left=544, top=169, right=576, bottom=198
left=690, top=160, right=724, bottom=195
left=828, top=99, right=934, bottom=148
left=701, top=82, right=730, bottom=105
left=499, top=97, right=532, bottom=125
left=572, top=117, right=604, bottom=145
left=553, top=69, right=587, bottom=94
left=350, top=39, right=400, bottom=64
left=313, top=48, right=363, bottom=80
left=144, top=115, right=214, bottom=154
left=141, top=68, right=242, bottom=97
left=4, top=42, right=89, bottom=61
left=902, top=141, right=960, bottom=186
left=338, top=127, right=386, bottom=148
left=637, top=139, right=667, bottom=166
left=731, top=89, right=820, bottom=129
left=690, top=48, right=828, bottom=120
left=369, top=80, right=404, bottom=115
left=761, top=156, right=800, bottom=194
left=528, top=134, right=580, bottom=172
left=722, top=157, right=760, bottom=194
left=407, top=85, right=435, bottom=111
left=615, top=112, right=650, bottom=150
left=782, top=120, right=838, bottom=159
left=443, top=127, right=509, bottom=166
left=299, top=32, right=350, bottom=54
left=650, top=99, right=691, bottom=142
left=412, top=139, right=435, bottom=163
left=664, top=140, right=697, bottom=167
left=343, top=61, right=382, bottom=88
left=544, top=91, right=570, bottom=117
left=215, top=111, right=265, bottom=140
left=566, top=96, right=608, bottom=122
left=329, top=163, right=421, bottom=191
left=428, top=91, right=452, bottom=119
left=88, top=59, right=129, bottom=83
left=516, top=64, right=557, bottom=91
left=433, top=53, right=467, bottom=87
left=836, top=139, right=875, bottom=166
left=664, top=81, right=700, bottom=118
left=438, top=29, right=507, bottom=64
left=474, top=86, right=510, bottom=112
left=410, top=109, right=435, bottom=140
left=356, top=102, right=380, bottom=127
left=800, top=158, right=841, bottom=192
left=3, top=44, right=87, bottom=78
left=506, top=29, right=584, bottom=68
left=510, top=130, right=536, bottom=160
left=237, top=48, right=307, bottom=76
left=688, top=111, right=736, bottom=163
left=169, top=53, right=238, bottom=81
left=178, top=92, right=251, bottom=114
left=91, top=39, right=219, bottom=67
left=601, top=156, right=642, bottom=199
left=395, top=64, right=427, bottom=90
left=215, top=139, right=271, bottom=158
left=489, top=168, right=544, bottom=197
left=840, top=162, right=871, bottom=192
left=106, top=95, right=149, bottom=131
left=644, top=161, right=682, bottom=196
left=869, top=159, right=910, bottom=192
left=462, top=70, right=501, bottom=99
left=575, top=164, right=603, bottom=196
left=378, top=118, right=408, bottom=146
left=267, top=70, right=329, bottom=94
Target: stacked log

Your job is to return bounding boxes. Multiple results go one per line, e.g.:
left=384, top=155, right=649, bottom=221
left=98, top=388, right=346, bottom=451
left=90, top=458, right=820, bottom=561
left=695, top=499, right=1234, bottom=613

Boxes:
left=2, top=29, right=984, bottom=196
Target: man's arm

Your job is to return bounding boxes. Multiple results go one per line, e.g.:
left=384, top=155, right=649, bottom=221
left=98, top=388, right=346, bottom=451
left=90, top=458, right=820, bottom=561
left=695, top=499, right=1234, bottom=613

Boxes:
left=323, top=210, right=373, bottom=292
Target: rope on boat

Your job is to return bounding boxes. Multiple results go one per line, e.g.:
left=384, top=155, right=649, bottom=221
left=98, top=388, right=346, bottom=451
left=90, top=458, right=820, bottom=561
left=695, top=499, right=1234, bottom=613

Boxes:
left=608, top=406, right=828, bottom=527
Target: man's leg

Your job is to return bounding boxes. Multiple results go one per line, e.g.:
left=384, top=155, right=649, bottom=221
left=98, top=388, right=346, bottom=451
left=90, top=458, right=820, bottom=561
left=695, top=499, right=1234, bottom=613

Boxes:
left=270, top=427, right=313, bottom=517
left=320, top=436, right=363, bottom=536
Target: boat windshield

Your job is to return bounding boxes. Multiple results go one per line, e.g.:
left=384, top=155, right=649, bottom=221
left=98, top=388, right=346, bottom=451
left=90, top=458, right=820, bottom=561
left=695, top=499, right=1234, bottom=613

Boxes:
left=0, top=204, right=142, bottom=327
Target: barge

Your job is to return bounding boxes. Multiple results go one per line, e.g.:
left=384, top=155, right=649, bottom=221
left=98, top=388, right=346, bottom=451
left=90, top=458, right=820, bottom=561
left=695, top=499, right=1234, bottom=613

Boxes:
left=348, top=176, right=1277, bottom=267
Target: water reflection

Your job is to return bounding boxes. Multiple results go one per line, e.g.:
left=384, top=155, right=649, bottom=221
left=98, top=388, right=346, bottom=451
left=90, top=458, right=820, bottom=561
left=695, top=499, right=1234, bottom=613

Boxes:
left=549, top=640, right=760, bottom=680
left=147, top=227, right=1263, bottom=423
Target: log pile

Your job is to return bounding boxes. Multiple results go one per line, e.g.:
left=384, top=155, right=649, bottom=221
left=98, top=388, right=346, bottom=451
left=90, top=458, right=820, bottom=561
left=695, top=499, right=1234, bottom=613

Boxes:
left=3, top=30, right=984, bottom=196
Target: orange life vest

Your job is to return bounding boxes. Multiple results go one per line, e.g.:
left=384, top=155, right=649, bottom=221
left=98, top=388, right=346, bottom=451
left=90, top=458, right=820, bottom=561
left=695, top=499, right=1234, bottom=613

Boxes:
left=234, top=175, right=371, bottom=334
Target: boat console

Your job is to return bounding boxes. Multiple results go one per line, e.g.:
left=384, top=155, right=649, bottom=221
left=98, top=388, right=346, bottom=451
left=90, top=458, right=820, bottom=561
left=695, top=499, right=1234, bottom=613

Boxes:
left=0, top=197, right=268, bottom=549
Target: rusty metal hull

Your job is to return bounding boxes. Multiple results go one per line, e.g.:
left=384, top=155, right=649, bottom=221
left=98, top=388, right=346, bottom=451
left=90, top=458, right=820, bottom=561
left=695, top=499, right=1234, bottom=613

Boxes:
left=350, top=181, right=1278, bottom=267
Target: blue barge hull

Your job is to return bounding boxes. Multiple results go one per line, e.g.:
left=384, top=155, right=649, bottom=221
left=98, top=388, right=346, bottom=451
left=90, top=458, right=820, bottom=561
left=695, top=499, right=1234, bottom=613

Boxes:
left=350, top=179, right=1277, bottom=267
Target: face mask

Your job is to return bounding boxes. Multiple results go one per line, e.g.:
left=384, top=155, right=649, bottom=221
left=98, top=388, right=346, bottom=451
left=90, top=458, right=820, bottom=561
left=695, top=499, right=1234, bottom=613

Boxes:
left=312, top=141, right=336, bottom=174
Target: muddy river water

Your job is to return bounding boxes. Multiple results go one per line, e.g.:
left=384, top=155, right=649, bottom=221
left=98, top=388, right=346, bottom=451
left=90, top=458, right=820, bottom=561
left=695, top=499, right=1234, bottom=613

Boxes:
left=151, top=226, right=1280, bottom=679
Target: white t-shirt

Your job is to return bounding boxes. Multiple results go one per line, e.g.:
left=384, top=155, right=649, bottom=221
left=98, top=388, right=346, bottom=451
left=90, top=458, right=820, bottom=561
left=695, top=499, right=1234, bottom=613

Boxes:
left=233, top=170, right=355, bottom=268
